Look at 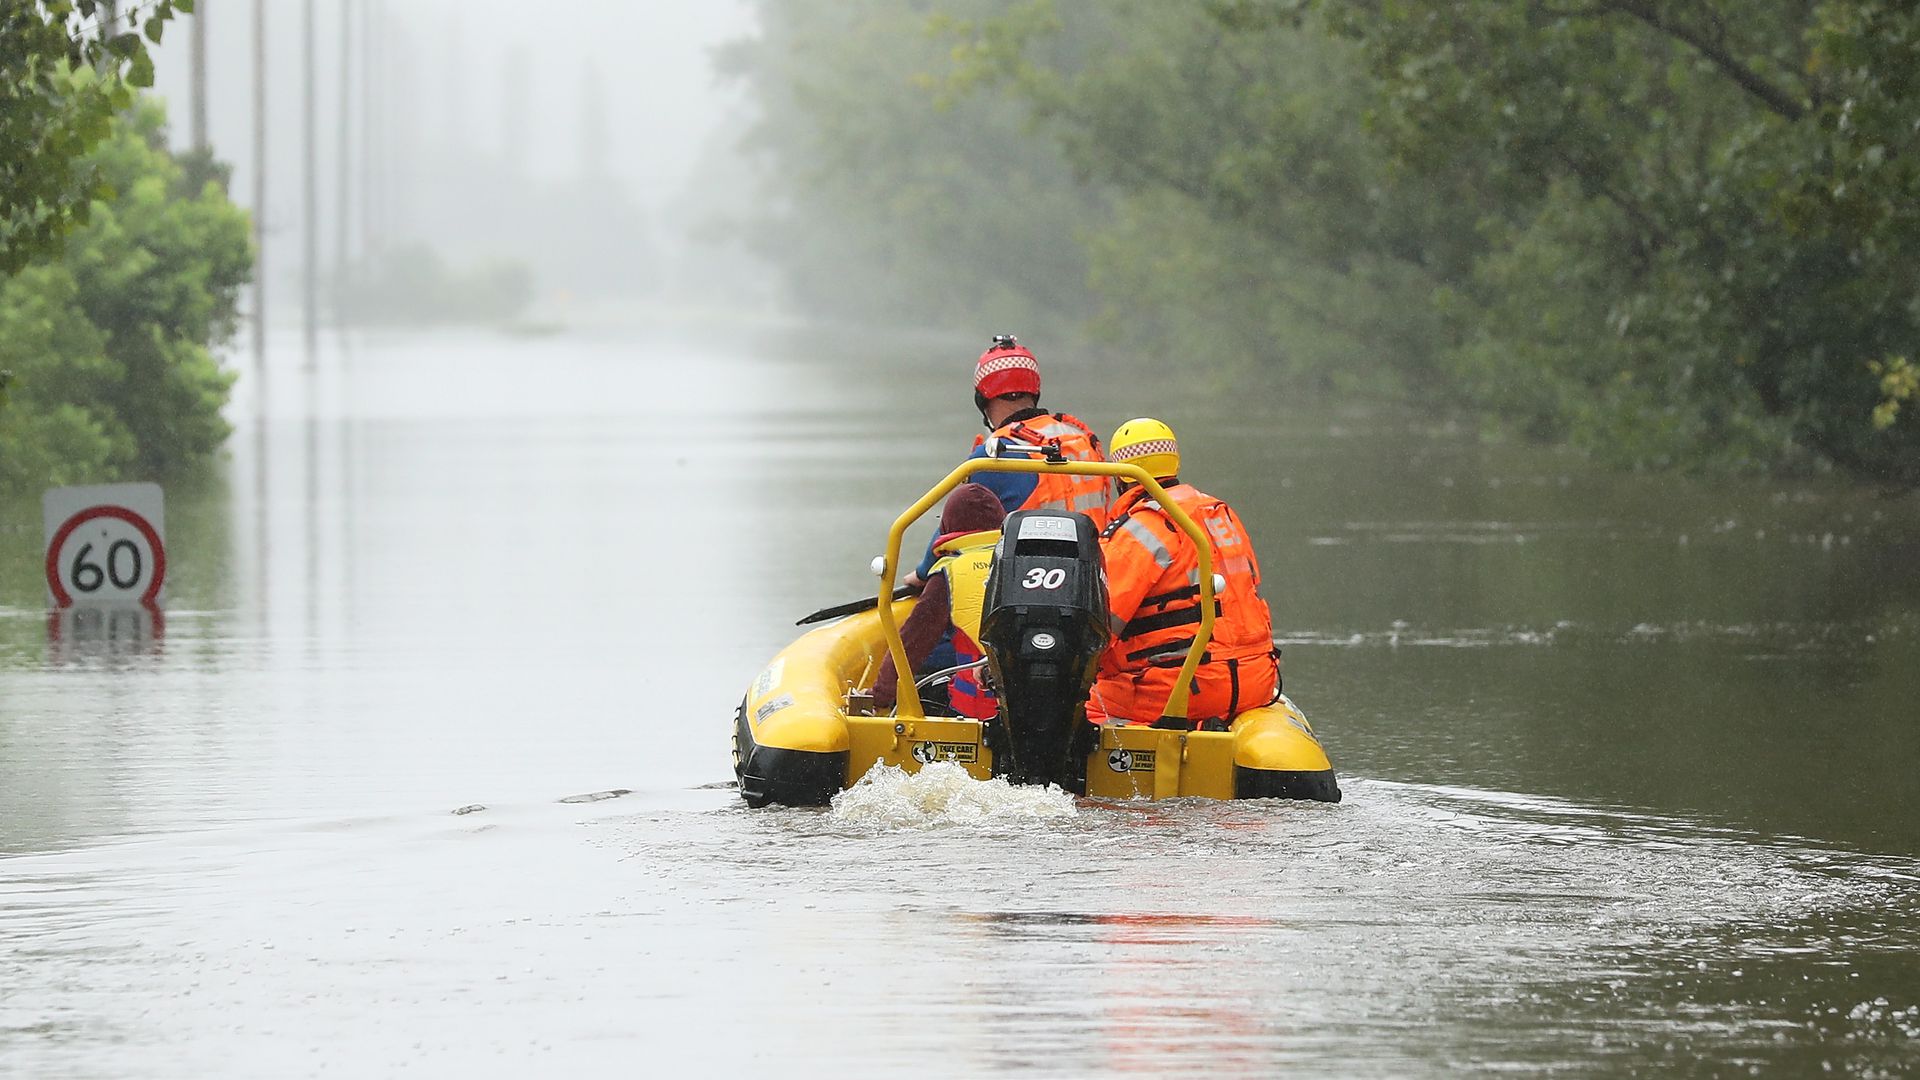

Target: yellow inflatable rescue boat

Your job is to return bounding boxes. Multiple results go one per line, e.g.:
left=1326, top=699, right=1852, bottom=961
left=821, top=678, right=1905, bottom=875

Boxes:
left=733, top=457, right=1339, bottom=806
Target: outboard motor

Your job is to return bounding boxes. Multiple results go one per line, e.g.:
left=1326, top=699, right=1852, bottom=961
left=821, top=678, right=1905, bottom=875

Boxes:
left=977, top=509, right=1111, bottom=790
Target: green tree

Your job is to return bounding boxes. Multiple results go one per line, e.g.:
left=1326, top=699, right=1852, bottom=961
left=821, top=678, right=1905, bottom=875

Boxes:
left=1, top=0, right=193, bottom=275
left=0, top=93, right=250, bottom=491
left=935, top=0, right=1476, bottom=394
left=1311, top=0, right=1920, bottom=479
left=730, top=0, right=1919, bottom=481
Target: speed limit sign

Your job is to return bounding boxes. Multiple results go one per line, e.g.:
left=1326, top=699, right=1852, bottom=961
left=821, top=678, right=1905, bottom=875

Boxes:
left=43, top=483, right=167, bottom=608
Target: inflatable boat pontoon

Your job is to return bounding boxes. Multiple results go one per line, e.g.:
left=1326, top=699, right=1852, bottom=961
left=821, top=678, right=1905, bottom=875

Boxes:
left=734, top=456, right=1340, bottom=806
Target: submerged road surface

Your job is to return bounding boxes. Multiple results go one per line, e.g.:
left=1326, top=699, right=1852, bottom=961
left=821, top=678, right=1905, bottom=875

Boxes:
left=3, top=322, right=1917, bottom=1076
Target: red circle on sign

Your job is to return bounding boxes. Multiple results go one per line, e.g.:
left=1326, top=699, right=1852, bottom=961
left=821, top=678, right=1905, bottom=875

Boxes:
left=45, top=505, right=167, bottom=609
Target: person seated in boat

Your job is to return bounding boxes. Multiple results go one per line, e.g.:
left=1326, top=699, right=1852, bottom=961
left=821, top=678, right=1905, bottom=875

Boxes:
left=1088, top=417, right=1280, bottom=728
left=873, top=483, right=1008, bottom=718
left=902, top=334, right=1109, bottom=591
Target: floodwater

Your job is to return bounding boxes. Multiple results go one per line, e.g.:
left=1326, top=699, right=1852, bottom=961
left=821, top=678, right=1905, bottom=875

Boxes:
left=2, top=322, right=1917, bottom=1077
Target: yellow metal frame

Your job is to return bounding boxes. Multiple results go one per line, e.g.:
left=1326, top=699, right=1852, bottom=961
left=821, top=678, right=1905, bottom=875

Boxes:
left=875, top=459, right=1216, bottom=722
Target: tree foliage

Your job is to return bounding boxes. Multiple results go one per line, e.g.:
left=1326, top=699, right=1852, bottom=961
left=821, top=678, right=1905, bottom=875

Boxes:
left=0, top=0, right=192, bottom=276
left=1308, top=0, right=1920, bottom=479
left=729, top=0, right=1920, bottom=482
left=720, top=0, right=1108, bottom=334
left=0, top=93, right=250, bottom=492
left=935, top=0, right=1477, bottom=392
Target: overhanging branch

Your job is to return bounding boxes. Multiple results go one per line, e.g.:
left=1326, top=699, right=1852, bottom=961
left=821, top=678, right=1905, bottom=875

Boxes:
left=1602, top=1, right=1806, bottom=121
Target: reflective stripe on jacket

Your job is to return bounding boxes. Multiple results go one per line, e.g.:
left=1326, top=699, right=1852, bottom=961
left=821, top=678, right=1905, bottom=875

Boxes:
left=928, top=528, right=1001, bottom=719
left=972, top=411, right=1111, bottom=529
left=1092, top=483, right=1276, bottom=723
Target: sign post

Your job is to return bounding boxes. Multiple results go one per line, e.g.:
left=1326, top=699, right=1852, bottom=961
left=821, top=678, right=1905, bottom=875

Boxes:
left=42, top=483, right=168, bottom=610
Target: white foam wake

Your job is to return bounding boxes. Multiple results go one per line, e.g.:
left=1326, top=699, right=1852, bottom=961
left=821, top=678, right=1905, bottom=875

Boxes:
left=829, top=762, right=1077, bottom=828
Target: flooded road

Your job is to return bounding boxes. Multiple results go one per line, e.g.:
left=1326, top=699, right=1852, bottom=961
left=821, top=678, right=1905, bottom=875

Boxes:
left=3, top=323, right=1918, bottom=1076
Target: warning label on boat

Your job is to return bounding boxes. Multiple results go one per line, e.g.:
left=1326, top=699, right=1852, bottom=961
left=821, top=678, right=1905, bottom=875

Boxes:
left=752, top=694, right=795, bottom=724
left=911, top=740, right=977, bottom=764
left=1106, top=748, right=1156, bottom=773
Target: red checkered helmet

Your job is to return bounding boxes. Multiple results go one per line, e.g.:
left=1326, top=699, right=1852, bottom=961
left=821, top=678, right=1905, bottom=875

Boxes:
left=973, top=334, right=1041, bottom=399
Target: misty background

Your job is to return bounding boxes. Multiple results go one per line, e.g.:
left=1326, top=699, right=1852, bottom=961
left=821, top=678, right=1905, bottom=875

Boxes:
left=6, top=6, right=1920, bottom=1075
left=144, top=0, right=766, bottom=324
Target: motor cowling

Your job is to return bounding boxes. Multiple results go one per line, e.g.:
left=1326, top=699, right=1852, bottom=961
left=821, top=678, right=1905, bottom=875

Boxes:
left=977, top=509, right=1111, bottom=789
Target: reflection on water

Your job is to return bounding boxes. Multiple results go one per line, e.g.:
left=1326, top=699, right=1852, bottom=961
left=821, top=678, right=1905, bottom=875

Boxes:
left=2, top=323, right=1918, bottom=1075
left=43, top=606, right=167, bottom=663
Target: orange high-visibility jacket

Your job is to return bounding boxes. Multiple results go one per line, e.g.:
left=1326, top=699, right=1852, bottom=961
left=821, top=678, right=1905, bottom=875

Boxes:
left=972, top=411, right=1112, bottom=530
left=1091, top=482, right=1277, bottom=723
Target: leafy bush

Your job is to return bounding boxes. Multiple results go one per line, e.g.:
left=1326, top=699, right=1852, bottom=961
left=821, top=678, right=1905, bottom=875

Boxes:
left=0, top=93, right=249, bottom=492
left=1, top=0, right=192, bottom=274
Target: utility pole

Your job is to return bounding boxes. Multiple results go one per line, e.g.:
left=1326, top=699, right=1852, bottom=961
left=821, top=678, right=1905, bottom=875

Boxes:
left=303, top=0, right=318, bottom=362
left=502, top=47, right=529, bottom=178
left=251, top=0, right=267, bottom=371
left=386, top=22, right=412, bottom=234
left=335, top=0, right=354, bottom=328
left=446, top=21, right=465, bottom=155
left=360, top=0, right=378, bottom=257
left=581, top=62, right=608, bottom=185
left=190, top=0, right=209, bottom=153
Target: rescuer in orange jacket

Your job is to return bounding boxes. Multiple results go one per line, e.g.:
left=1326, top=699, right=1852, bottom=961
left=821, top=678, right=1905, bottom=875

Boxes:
left=1088, top=418, right=1280, bottom=727
left=905, top=334, right=1109, bottom=589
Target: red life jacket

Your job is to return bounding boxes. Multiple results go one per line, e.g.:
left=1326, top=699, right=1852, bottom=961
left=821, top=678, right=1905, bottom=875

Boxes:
left=946, top=627, right=993, bottom=720
left=929, top=529, right=1000, bottom=720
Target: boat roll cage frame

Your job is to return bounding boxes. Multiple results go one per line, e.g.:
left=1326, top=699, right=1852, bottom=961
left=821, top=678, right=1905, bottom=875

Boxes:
left=876, top=456, right=1217, bottom=724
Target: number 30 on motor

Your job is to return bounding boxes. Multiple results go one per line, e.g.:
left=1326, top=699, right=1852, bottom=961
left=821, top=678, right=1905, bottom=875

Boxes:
left=1021, top=566, right=1067, bottom=590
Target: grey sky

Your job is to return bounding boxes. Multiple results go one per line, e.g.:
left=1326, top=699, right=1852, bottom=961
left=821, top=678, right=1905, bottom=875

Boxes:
left=144, top=0, right=758, bottom=300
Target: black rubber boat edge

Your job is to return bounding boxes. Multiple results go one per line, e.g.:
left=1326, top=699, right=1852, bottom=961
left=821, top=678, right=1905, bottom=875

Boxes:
left=1234, top=765, right=1342, bottom=802
left=734, top=701, right=846, bottom=808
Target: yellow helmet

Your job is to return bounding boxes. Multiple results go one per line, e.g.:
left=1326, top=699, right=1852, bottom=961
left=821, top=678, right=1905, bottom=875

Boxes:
left=1109, top=417, right=1180, bottom=480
